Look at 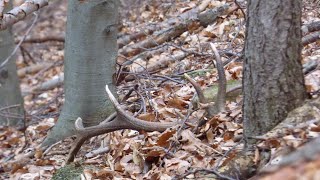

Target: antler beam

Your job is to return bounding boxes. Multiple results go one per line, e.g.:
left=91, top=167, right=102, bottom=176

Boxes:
left=66, top=85, right=178, bottom=163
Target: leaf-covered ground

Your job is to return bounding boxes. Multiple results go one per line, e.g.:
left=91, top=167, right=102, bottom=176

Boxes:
left=0, top=0, right=320, bottom=179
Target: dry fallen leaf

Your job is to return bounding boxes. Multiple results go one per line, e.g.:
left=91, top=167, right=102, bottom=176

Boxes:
left=157, top=129, right=176, bottom=148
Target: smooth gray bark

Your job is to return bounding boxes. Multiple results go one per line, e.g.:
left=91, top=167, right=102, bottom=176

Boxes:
left=0, top=22, right=24, bottom=126
left=243, top=0, right=307, bottom=143
left=43, top=0, right=118, bottom=146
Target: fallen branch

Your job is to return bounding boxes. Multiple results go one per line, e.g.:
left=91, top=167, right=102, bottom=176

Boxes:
left=119, top=4, right=230, bottom=57
left=32, top=73, right=64, bottom=91
left=166, top=0, right=211, bottom=25
left=302, top=21, right=320, bottom=35
left=0, top=0, right=48, bottom=30
left=302, top=31, right=320, bottom=46
left=175, top=168, right=235, bottom=180
left=118, top=0, right=211, bottom=49
left=131, top=49, right=193, bottom=74
left=17, top=62, right=53, bottom=78
left=16, top=35, right=65, bottom=44
left=85, top=147, right=110, bottom=158
left=22, top=73, right=64, bottom=96
left=117, top=25, right=160, bottom=49
left=118, top=45, right=167, bottom=66
left=303, top=59, right=319, bottom=74
left=121, top=48, right=195, bottom=83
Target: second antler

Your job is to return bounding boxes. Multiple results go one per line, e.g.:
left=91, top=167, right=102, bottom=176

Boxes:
left=66, top=85, right=178, bottom=163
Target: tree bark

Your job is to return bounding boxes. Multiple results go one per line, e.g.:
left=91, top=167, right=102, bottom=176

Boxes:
left=243, top=0, right=307, bottom=144
left=42, top=0, right=118, bottom=146
left=0, top=6, right=24, bottom=126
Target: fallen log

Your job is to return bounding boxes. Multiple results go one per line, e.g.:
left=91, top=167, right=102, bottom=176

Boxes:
left=302, top=21, right=320, bottom=35
left=130, top=49, right=193, bottom=74
left=119, top=4, right=230, bottom=57
left=117, top=0, right=211, bottom=49
left=0, top=0, right=49, bottom=30
left=302, top=31, right=320, bottom=46
left=22, top=73, right=64, bottom=96
left=17, top=62, right=53, bottom=78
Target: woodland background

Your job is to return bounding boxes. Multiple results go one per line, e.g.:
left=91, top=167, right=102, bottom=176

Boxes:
left=0, top=0, right=319, bottom=179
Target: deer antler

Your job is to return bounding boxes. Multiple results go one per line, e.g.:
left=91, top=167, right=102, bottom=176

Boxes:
left=105, top=85, right=177, bottom=131
left=66, top=85, right=178, bottom=163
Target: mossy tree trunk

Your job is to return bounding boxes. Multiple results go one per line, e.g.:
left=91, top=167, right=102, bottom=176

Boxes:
left=43, top=0, right=118, bottom=146
left=243, top=0, right=307, bottom=145
left=0, top=5, right=25, bottom=126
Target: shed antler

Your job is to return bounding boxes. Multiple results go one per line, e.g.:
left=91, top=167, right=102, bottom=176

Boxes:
left=66, top=85, right=178, bottom=163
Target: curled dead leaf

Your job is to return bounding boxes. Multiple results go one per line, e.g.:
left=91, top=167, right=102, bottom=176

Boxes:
left=157, top=129, right=176, bottom=147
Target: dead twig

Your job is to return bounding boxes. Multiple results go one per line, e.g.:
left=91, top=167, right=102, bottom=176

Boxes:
left=234, top=0, right=246, bottom=20
left=134, top=88, right=147, bottom=115
left=167, top=95, right=194, bottom=154
left=0, top=12, right=38, bottom=69
left=17, top=62, right=54, bottom=78
left=16, top=35, right=65, bottom=44
left=174, top=168, right=235, bottom=180
left=43, top=141, right=62, bottom=156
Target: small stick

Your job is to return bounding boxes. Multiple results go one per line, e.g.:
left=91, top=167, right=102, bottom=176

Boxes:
left=0, top=12, right=38, bottom=69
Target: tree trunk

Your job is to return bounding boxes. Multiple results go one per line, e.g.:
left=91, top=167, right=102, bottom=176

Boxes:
left=43, top=0, right=118, bottom=146
left=0, top=9, right=24, bottom=126
left=243, top=0, right=307, bottom=144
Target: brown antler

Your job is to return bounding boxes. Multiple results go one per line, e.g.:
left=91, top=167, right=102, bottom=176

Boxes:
left=66, top=85, right=178, bottom=163
left=105, top=85, right=177, bottom=131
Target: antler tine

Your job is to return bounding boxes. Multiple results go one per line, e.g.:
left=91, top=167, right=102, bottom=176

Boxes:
left=75, top=117, right=85, bottom=131
left=106, top=85, right=178, bottom=131
left=74, top=116, right=129, bottom=137
left=67, top=115, right=129, bottom=163
left=209, top=43, right=226, bottom=113
left=67, top=86, right=179, bottom=164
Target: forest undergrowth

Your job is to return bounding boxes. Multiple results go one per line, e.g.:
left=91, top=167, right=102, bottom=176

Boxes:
left=0, top=0, right=319, bottom=179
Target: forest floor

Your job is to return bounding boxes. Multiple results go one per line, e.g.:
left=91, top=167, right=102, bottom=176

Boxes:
left=1, top=0, right=320, bottom=179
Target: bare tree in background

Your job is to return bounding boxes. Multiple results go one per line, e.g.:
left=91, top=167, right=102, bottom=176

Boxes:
left=243, top=0, right=307, bottom=145
left=0, top=2, right=24, bottom=126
